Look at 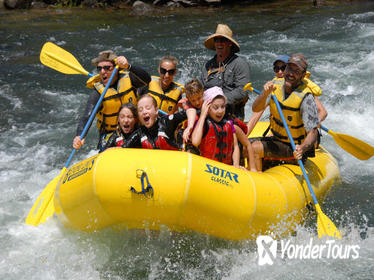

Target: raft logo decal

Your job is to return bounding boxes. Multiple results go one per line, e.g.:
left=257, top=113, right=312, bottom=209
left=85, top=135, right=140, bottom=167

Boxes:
left=204, top=163, right=239, bottom=187
left=62, top=157, right=96, bottom=184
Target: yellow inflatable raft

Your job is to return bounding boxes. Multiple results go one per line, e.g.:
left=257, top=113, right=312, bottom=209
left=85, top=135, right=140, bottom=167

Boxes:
left=54, top=123, right=340, bottom=240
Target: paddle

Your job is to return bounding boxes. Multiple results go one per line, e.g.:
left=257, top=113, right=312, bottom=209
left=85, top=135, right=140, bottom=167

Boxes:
left=26, top=57, right=119, bottom=226
left=271, top=93, right=341, bottom=239
left=320, top=125, right=374, bottom=160
left=244, top=82, right=374, bottom=161
left=40, top=42, right=94, bottom=77
left=243, top=82, right=262, bottom=95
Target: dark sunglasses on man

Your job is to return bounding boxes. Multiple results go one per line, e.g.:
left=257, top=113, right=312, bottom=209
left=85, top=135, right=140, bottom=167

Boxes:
left=160, top=67, right=176, bottom=75
left=97, top=65, right=113, bottom=72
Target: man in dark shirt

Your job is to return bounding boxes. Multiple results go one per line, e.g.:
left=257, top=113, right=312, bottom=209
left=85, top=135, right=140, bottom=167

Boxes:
left=201, top=24, right=250, bottom=120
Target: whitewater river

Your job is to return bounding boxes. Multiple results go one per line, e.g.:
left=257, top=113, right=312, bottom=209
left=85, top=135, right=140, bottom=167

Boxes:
left=0, top=1, right=373, bottom=279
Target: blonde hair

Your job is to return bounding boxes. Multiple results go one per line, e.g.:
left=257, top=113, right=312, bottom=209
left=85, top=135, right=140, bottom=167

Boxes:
left=138, top=94, right=158, bottom=109
left=185, top=78, right=203, bottom=98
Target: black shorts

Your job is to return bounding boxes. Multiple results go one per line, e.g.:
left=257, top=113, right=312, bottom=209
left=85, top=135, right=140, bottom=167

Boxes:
left=260, top=137, right=294, bottom=160
left=252, top=136, right=315, bottom=163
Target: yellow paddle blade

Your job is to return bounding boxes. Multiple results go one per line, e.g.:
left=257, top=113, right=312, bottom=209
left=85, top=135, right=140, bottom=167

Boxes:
left=25, top=167, right=66, bottom=226
left=315, top=204, right=341, bottom=239
left=329, top=130, right=374, bottom=160
left=243, top=82, right=254, bottom=92
left=40, top=42, right=89, bottom=76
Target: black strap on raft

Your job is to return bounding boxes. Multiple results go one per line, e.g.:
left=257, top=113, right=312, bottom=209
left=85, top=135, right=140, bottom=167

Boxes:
left=130, top=169, right=154, bottom=198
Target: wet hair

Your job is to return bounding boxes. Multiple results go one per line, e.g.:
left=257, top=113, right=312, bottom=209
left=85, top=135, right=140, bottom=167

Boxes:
left=117, top=102, right=138, bottom=134
left=185, top=78, right=203, bottom=98
left=159, top=55, right=178, bottom=68
left=118, top=102, right=138, bottom=119
left=137, top=94, right=158, bottom=109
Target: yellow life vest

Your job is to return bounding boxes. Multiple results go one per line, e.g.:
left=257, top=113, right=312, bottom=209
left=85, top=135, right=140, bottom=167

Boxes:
left=86, top=71, right=137, bottom=132
left=269, top=80, right=311, bottom=144
left=146, top=76, right=184, bottom=114
left=303, top=71, right=322, bottom=96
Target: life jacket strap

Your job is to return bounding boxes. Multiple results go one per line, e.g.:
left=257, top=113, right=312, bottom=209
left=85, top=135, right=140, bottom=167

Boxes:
left=148, top=90, right=178, bottom=104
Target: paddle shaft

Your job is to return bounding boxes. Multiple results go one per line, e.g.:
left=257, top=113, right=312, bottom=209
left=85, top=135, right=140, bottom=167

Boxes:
left=252, top=87, right=262, bottom=95
left=65, top=67, right=119, bottom=168
left=271, top=94, right=319, bottom=205
left=320, top=125, right=331, bottom=134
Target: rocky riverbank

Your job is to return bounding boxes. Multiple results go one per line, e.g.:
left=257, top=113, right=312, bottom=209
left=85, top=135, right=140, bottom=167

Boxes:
left=1, top=0, right=251, bottom=9
left=1, top=0, right=341, bottom=10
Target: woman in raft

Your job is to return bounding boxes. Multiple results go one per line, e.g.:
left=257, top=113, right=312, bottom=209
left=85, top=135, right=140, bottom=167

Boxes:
left=101, top=103, right=139, bottom=150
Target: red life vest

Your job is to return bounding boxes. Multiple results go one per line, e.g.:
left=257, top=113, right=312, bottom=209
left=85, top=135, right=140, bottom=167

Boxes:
left=233, top=118, right=248, bottom=135
left=140, top=131, right=178, bottom=150
left=115, top=136, right=125, bottom=147
left=200, top=119, right=235, bottom=164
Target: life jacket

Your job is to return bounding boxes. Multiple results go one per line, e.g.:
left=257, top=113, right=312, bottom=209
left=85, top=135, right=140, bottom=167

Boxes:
left=269, top=80, right=311, bottom=144
left=233, top=118, right=248, bottom=135
left=146, top=76, right=184, bottom=114
left=139, top=124, right=179, bottom=151
left=86, top=71, right=137, bottom=132
left=101, top=130, right=129, bottom=151
left=200, top=118, right=235, bottom=165
left=303, top=71, right=322, bottom=96
left=115, top=135, right=125, bottom=147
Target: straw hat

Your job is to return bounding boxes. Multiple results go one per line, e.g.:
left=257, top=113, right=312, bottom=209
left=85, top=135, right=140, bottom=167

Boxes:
left=204, top=24, right=240, bottom=53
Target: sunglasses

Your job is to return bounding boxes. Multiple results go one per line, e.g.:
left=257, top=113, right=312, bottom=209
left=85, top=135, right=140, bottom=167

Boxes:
left=284, top=65, right=304, bottom=75
left=214, top=37, right=230, bottom=43
left=160, top=67, right=176, bottom=75
left=97, top=65, right=113, bottom=72
left=273, top=65, right=286, bottom=73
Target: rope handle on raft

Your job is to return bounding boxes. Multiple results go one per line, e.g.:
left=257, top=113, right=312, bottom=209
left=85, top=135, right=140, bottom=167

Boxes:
left=130, top=169, right=154, bottom=198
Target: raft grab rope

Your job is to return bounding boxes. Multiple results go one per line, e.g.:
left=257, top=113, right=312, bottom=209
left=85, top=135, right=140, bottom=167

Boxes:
left=130, top=169, right=154, bottom=198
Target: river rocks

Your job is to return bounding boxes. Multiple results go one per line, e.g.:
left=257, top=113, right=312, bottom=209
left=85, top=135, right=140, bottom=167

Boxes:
left=132, top=0, right=155, bottom=14
left=2, top=0, right=225, bottom=9
left=153, top=0, right=219, bottom=7
left=3, top=0, right=320, bottom=10
left=4, top=0, right=31, bottom=8
left=31, top=0, right=48, bottom=8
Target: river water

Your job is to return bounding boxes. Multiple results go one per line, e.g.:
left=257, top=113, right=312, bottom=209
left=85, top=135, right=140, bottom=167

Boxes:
left=1, top=1, right=373, bottom=279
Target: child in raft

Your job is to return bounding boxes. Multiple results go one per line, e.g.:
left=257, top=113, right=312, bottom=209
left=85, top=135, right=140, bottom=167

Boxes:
left=122, top=94, right=190, bottom=150
left=180, top=79, right=251, bottom=154
left=177, top=78, right=205, bottom=150
left=191, top=86, right=257, bottom=171
left=101, top=103, right=140, bottom=150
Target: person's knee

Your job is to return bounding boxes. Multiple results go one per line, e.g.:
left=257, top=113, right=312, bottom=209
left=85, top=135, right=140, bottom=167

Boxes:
left=252, top=141, right=264, bottom=156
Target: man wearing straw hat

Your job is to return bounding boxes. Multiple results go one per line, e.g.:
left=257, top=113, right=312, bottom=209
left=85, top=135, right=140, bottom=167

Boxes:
left=201, top=24, right=250, bottom=120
